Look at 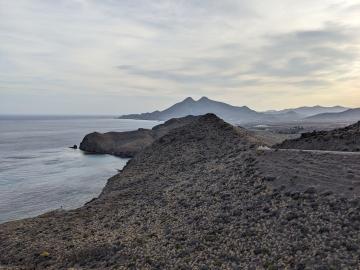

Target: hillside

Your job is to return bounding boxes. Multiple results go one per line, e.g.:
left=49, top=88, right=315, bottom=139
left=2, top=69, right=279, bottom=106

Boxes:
left=1, top=114, right=360, bottom=269
left=276, top=121, right=360, bottom=151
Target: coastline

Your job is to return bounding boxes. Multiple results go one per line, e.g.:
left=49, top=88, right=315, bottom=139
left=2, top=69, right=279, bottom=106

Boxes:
left=0, top=117, right=158, bottom=224
left=1, top=114, right=360, bottom=269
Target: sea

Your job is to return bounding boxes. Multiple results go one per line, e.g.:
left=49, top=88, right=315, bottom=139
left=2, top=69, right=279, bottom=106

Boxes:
left=0, top=115, right=159, bottom=223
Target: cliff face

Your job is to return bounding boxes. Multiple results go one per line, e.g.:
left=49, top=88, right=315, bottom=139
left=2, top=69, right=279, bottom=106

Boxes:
left=1, top=114, right=360, bottom=269
left=276, top=121, right=360, bottom=151
left=80, top=129, right=154, bottom=157
left=79, top=115, right=199, bottom=157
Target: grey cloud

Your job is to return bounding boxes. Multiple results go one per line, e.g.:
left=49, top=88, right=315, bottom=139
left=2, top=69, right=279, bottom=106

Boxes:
left=117, top=64, right=260, bottom=87
left=292, top=79, right=331, bottom=87
left=1, top=1, right=360, bottom=114
left=249, top=24, right=359, bottom=78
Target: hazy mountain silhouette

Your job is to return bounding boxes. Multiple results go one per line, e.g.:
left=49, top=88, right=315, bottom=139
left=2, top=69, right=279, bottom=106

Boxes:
left=306, top=108, right=360, bottom=122
left=119, top=97, right=263, bottom=123
left=119, top=97, right=353, bottom=123
left=265, top=105, right=348, bottom=117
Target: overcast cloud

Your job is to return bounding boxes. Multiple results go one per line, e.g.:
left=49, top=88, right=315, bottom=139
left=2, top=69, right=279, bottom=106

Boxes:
left=0, top=0, right=359, bottom=114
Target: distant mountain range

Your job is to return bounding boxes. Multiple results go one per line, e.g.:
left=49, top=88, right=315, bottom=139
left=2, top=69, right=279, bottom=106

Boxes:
left=306, top=108, right=360, bottom=122
left=265, top=105, right=348, bottom=117
left=119, top=97, right=355, bottom=124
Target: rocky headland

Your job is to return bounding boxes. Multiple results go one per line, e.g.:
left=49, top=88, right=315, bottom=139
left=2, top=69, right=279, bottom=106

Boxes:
left=276, top=121, right=360, bottom=151
left=1, top=114, right=360, bottom=269
left=79, top=115, right=198, bottom=157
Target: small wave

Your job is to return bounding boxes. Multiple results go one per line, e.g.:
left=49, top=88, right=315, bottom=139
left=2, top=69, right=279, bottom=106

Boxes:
left=43, top=159, right=62, bottom=165
left=7, top=155, right=37, bottom=160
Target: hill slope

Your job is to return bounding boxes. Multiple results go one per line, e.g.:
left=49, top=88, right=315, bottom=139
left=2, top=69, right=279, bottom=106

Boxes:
left=276, top=121, right=360, bottom=151
left=1, top=114, right=360, bottom=269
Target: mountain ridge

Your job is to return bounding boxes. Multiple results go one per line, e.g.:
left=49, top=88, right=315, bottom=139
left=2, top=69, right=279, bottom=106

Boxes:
left=119, top=97, right=353, bottom=123
left=306, top=108, right=360, bottom=122
left=265, top=105, right=348, bottom=117
left=119, top=96, right=262, bottom=123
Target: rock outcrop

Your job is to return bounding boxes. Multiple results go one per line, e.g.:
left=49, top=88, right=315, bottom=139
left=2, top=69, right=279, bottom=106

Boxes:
left=79, top=115, right=198, bottom=157
left=1, top=114, right=360, bottom=269
left=275, top=121, right=360, bottom=151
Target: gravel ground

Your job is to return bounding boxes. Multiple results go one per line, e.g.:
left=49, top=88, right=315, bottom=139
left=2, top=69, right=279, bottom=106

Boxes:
left=1, top=114, right=360, bottom=269
left=256, top=149, right=360, bottom=197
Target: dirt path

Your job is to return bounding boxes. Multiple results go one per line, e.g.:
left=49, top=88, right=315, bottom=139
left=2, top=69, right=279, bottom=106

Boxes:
left=269, top=148, right=360, bottom=155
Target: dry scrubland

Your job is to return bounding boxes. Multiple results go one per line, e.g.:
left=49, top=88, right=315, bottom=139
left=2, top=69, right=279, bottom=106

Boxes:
left=276, top=121, right=360, bottom=151
left=1, top=114, right=360, bottom=269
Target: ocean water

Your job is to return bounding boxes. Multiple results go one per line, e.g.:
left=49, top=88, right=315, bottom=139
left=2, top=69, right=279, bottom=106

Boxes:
left=0, top=116, right=159, bottom=223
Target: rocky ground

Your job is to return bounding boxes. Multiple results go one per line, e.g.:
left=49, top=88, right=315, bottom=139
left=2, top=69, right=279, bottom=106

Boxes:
left=1, top=114, right=360, bottom=269
left=256, top=149, right=360, bottom=197
left=79, top=115, right=198, bottom=157
left=276, top=121, right=360, bottom=151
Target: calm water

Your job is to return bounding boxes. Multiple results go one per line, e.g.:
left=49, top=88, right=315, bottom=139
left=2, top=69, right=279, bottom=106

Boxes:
left=0, top=116, right=159, bottom=223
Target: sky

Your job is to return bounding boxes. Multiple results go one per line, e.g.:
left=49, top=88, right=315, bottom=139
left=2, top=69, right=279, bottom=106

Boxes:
left=0, top=0, right=360, bottom=114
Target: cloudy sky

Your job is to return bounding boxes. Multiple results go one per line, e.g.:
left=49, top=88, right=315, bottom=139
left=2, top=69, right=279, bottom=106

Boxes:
left=0, top=0, right=359, bottom=114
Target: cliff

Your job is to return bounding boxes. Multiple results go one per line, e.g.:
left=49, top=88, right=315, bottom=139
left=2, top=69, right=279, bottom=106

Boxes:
left=80, top=115, right=198, bottom=157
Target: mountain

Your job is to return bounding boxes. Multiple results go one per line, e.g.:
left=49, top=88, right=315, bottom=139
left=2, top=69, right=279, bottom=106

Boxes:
left=119, top=97, right=263, bottom=123
left=119, top=97, right=353, bottom=123
left=264, top=105, right=349, bottom=117
left=306, top=108, right=360, bottom=122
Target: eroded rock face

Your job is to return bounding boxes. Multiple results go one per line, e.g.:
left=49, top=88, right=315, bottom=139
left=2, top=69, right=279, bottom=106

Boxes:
left=79, top=115, right=199, bottom=157
left=1, top=114, right=360, bottom=269
left=275, top=121, right=360, bottom=151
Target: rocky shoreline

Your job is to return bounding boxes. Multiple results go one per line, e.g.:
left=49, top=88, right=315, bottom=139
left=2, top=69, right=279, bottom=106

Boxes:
left=1, top=114, right=360, bottom=269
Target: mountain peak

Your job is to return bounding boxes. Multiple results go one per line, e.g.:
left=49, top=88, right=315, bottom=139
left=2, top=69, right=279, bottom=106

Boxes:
left=183, top=97, right=195, bottom=103
left=198, top=96, right=210, bottom=102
